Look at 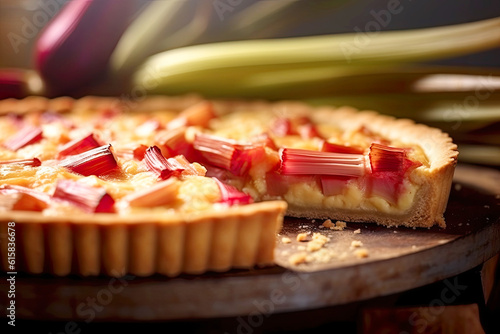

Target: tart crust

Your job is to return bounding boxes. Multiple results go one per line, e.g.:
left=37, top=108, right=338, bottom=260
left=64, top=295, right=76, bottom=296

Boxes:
left=0, top=95, right=458, bottom=277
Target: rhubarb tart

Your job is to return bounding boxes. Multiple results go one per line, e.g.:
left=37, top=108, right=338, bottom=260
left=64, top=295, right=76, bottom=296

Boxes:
left=0, top=95, right=457, bottom=277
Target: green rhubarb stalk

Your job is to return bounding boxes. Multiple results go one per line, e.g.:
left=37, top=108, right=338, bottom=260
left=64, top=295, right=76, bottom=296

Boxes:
left=133, top=16, right=500, bottom=97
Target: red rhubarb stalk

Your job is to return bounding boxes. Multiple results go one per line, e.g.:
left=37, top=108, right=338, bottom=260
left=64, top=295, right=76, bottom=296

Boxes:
left=279, top=148, right=365, bottom=177
left=0, top=185, right=50, bottom=211
left=143, top=146, right=185, bottom=180
left=3, top=125, right=43, bottom=151
left=57, top=133, right=101, bottom=159
left=59, top=144, right=118, bottom=176
left=0, top=158, right=41, bottom=167
left=213, top=177, right=253, bottom=206
left=34, top=0, right=140, bottom=95
left=321, top=142, right=364, bottom=154
left=0, top=68, right=44, bottom=99
left=193, top=133, right=265, bottom=176
left=53, top=179, right=115, bottom=213
left=167, top=101, right=216, bottom=130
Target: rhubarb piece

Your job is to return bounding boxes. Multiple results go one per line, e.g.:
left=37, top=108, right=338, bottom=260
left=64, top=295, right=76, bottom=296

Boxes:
left=250, top=133, right=278, bottom=150
left=59, top=144, right=118, bottom=176
left=369, top=143, right=422, bottom=174
left=271, top=118, right=294, bottom=137
left=0, top=185, right=50, bottom=211
left=3, top=125, right=43, bottom=151
left=115, top=144, right=148, bottom=161
left=53, top=179, right=115, bottom=213
left=0, top=158, right=41, bottom=167
left=57, top=133, right=101, bottom=158
left=265, top=171, right=290, bottom=196
left=213, top=177, right=253, bottom=206
left=271, top=116, right=322, bottom=139
left=320, top=176, right=352, bottom=196
left=124, top=178, right=180, bottom=208
left=144, top=146, right=185, bottom=180
left=297, top=123, right=322, bottom=139
left=167, top=101, right=216, bottom=130
left=193, top=133, right=265, bottom=176
left=170, top=155, right=207, bottom=177
left=321, top=141, right=364, bottom=154
left=156, top=127, right=193, bottom=158
left=366, top=143, right=422, bottom=203
left=279, top=148, right=365, bottom=177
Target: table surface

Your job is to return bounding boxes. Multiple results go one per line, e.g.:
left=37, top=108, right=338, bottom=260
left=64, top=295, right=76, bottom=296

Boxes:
left=1, top=163, right=499, bottom=322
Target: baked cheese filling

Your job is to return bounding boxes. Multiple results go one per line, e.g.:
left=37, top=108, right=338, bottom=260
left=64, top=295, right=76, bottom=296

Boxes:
left=0, top=101, right=427, bottom=217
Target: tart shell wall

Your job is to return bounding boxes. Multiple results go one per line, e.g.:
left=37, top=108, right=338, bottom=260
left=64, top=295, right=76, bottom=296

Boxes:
left=0, top=201, right=286, bottom=277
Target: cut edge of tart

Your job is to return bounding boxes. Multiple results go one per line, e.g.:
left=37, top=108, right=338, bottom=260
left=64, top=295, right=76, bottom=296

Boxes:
left=0, top=95, right=458, bottom=277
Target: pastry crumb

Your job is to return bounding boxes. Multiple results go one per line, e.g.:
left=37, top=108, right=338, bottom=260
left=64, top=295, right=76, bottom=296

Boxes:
left=289, top=252, right=308, bottom=265
left=297, top=245, right=306, bottom=251
left=484, top=205, right=490, bottom=209
left=354, top=248, right=369, bottom=258
left=333, top=221, right=347, bottom=230
left=454, top=183, right=462, bottom=191
left=307, top=241, right=323, bottom=252
left=322, top=219, right=334, bottom=228
left=353, top=228, right=361, bottom=234
left=322, top=219, right=346, bottom=230
left=350, top=240, right=363, bottom=248
left=282, top=237, right=292, bottom=244
left=307, top=248, right=337, bottom=263
left=296, top=232, right=310, bottom=242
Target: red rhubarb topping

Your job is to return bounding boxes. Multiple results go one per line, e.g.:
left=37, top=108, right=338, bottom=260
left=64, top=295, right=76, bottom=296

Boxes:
left=53, top=179, right=115, bottom=213
left=366, top=143, right=422, bottom=203
left=0, top=158, right=41, bottom=167
left=143, top=145, right=185, bottom=180
left=59, top=144, right=118, bottom=176
left=57, top=133, right=101, bottom=158
left=321, top=141, right=364, bottom=154
left=213, top=177, right=253, bottom=206
left=3, top=125, right=43, bottom=151
left=0, top=185, right=50, bottom=211
left=279, top=148, right=365, bottom=177
left=193, top=133, right=265, bottom=176
left=167, top=101, right=216, bottom=130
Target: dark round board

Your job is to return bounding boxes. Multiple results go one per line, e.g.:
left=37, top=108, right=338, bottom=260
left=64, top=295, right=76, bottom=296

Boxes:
left=1, top=163, right=499, bottom=322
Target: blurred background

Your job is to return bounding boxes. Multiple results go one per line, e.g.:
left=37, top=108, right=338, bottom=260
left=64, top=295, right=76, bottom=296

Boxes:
left=2, top=0, right=500, bottom=69
left=2, top=0, right=499, bottom=167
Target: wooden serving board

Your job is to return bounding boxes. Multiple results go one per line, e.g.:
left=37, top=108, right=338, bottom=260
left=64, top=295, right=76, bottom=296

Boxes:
left=1, top=163, right=499, bottom=322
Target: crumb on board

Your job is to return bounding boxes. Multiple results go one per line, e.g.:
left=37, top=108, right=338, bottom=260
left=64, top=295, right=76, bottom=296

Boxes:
left=296, top=232, right=310, bottom=242
left=350, top=240, right=363, bottom=248
left=289, top=252, right=308, bottom=265
left=454, top=183, right=462, bottom=191
left=354, top=248, right=369, bottom=258
left=353, top=228, right=361, bottom=234
left=322, top=219, right=347, bottom=230
left=307, top=233, right=330, bottom=252
left=282, top=237, right=292, bottom=244
left=306, top=248, right=338, bottom=263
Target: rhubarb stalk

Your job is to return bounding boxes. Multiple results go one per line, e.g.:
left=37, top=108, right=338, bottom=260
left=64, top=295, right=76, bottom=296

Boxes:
left=3, top=125, right=43, bottom=151
left=213, top=177, right=253, bottom=206
left=143, top=146, right=185, bottom=180
left=53, top=179, right=115, bottom=213
left=59, top=144, right=118, bottom=176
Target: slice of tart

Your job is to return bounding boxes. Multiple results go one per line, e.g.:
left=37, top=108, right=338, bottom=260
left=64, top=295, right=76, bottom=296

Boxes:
left=0, top=95, right=457, bottom=277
